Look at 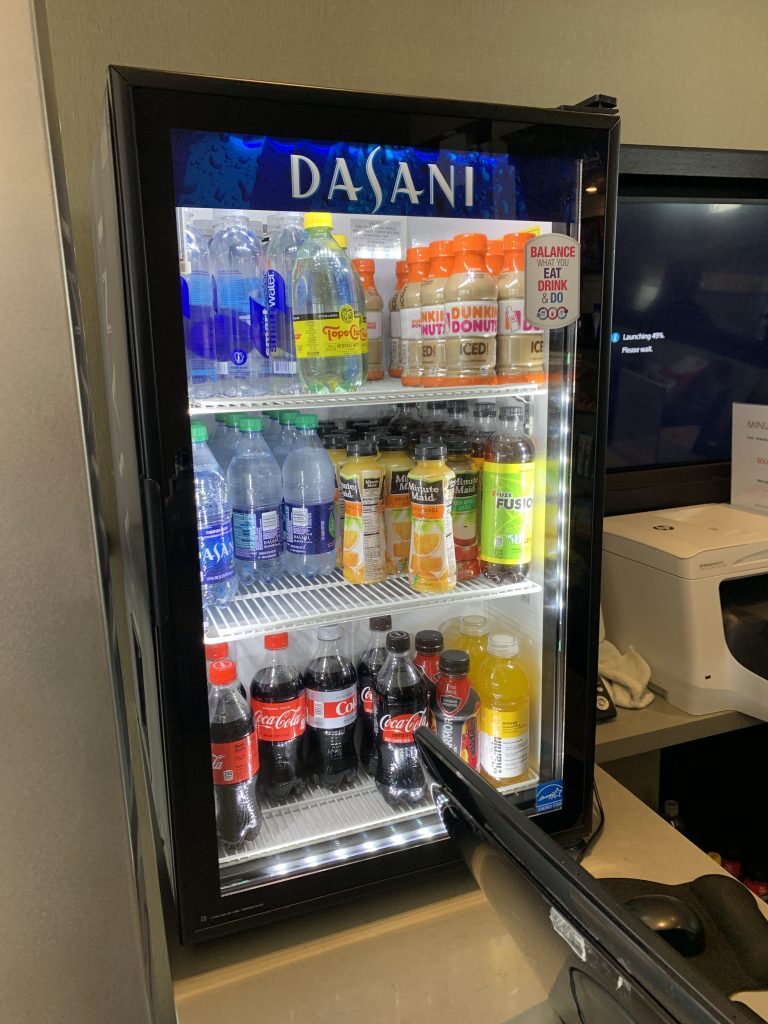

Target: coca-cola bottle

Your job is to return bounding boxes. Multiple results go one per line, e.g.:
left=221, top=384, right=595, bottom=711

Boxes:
left=356, top=615, right=392, bottom=774
left=250, top=632, right=307, bottom=800
left=374, top=630, right=428, bottom=806
left=204, top=640, right=247, bottom=699
left=303, top=625, right=358, bottom=789
left=208, top=659, right=261, bottom=846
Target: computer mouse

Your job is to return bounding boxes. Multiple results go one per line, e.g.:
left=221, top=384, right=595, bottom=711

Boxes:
left=625, top=893, right=705, bottom=956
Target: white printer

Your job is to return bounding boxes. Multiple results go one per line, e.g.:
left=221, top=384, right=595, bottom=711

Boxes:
left=601, top=503, right=768, bottom=719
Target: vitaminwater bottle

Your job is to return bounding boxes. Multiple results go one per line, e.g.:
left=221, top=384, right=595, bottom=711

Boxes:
left=388, top=259, right=408, bottom=378
left=400, top=247, right=430, bottom=387
left=454, top=614, right=489, bottom=667
left=480, top=405, right=535, bottom=583
left=407, top=443, right=456, bottom=593
left=446, top=438, right=480, bottom=580
left=210, top=213, right=268, bottom=396
left=431, top=650, right=480, bottom=770
left=420, top=240, right=453, bottom=386
left=378, top=436, right=414, bottom=576
left=497, top=231, right=544, bottom=384
left=334, top=234, right=369, bottom=381
left=265, top=215, right=305, bottom=394
left=191, top=421, right=238, bottom=608
left=476, top=634, right=530, bottom=786
left=292, top=214, right=364, bottom=393
left=339, top=440, right=387, bottom=584
left=443, top=233, right=498, bottom=384
left=486, top=238, right=504, bottom=278
left=322, top=432, right=349, bottom=568
left=352, top=258, right=384, bottom=381
left=180, top=223, right=217, bottom=400
left=282, top=413, right=337, bottom=577
left=227, top=416, right=283, bottom=585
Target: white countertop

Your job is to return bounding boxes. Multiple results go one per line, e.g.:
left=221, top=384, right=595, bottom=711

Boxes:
left=172, top=768, right=768, bottom=1023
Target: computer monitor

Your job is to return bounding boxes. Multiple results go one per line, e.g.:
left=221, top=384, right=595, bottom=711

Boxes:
left=415, top=727, right=764, bottom=1024
left=605, top=146, right=768, bottom=515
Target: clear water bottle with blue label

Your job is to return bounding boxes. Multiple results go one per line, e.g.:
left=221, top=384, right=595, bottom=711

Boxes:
left=262, top=410, right=281, bottom=451
left=282, top=414, right=337, bottom=577
left=272, top=410, right=299, bottom=469
left=180, top=224, right=217, bottom=399
left=191, top=421, right=238, bottom=608
left=227, top=416, right=283, bottom=585
left=210, top=214, right=268, bottom=397
left=265, top=215, right=305, bottom=394
left=210, top=412, right=242, bottom=473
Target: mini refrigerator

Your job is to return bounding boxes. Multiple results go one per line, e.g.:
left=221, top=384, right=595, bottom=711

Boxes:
left=92, top=67, right=619, bottom=942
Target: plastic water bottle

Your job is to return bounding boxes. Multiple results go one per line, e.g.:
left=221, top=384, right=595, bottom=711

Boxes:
left=227, top=416, right=283, bottom=585
left=180, top=224, right=217, bottom=399
left=333, top=233, right=369, bottom=383
left=292, top=213, right=364, bottom=394
left=261, top=410, right=280, bottom=450
left=208, top=413, right=227, bottom=459
left=210, top=214, right=268, bottom=397
left=210, top=413, right=242, bottom=473
left=265, top=216, right=305, bottom=394
left=282, top=413, right=337, bottom=577
left=190, top=421, right=238, bottom=608
left=272, top=410, right=299, bottom=469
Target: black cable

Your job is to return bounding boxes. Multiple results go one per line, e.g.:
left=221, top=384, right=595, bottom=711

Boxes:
left=575, top=779, right=605, bottom=864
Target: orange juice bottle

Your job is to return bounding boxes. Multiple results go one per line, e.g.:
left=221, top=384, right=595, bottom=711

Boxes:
left=323, top=432, right=350, bottom=568
left=377, top=436, right=414, bottom=576
left=476, top=634, right=529, bottom=787
left=339, top=441, right=387, bottom=584
left=407, top=442, right=456, bottom=593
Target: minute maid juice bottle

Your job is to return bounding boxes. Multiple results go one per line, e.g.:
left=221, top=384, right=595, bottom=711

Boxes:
left=480, top=405, right=535, bottom=584
left=292, top=213, right=364, bottom=393
left=407, top=443, right=456, bottom=594
left=378, top=436, right=414, bottom=576
left=339, top=441, right=387, bottom=585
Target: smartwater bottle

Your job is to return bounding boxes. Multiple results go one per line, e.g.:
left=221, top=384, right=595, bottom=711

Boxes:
left=180, top=224, right=217, bottom=399
left=265, top=215, right=305, bottom=394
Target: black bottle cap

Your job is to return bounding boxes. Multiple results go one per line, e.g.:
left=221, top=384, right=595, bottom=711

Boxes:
left=386, top=630, right=410, bottom=653
left=447, top=438, right=473, bottom=455
left=378, top=436, right=407, bottom=452
left=420, top=432, right=445, bottom=444
left=317, top=422, right=338, bottom=436
left=369, top=615, right=392, bottom=632
left=499, top=404, right=525, bottom=422
left=415, top=630, right=444, bottom=653
left=415, top=443, right=447, bottom=461
left=439, top=650, right=470, bottom=675
left=474, top=402, right=498, bottom=418
left=346, top=440, right=377, bottom=456
left=322, top=433, right=348, bottom=449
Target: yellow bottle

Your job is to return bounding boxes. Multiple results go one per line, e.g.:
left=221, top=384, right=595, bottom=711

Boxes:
left=339, top=441, right=387, bottom=584
left=453, top=615, right=489, bottom=668
left=476, top=634, right=529, bottom=787
left=323, top=432, right=350, bottom=568
left=407, top=442, right=456, bottom=593
left=377, top=437, right=414, bottom=576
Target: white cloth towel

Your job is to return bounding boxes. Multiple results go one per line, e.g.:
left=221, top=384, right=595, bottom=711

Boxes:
left=598, top=640, right=654, bottom=709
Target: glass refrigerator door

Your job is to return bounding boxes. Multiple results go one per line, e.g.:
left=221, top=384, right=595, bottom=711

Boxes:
left=103, top=70, right=616, bottom=938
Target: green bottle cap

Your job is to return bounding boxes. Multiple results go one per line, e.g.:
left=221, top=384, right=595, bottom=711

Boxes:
left=190, top=421, right=208, bottom=442
left=279, top=410, right=298, bottom=425
left=214, top=413, right=226, bottom=423
left=267, top=411, right=280, bottom=421
left=239, top=415, right=263, bottom=433
left=297, top=413, right=319, bottom=430
left=224, top=412, right=243, bottom=427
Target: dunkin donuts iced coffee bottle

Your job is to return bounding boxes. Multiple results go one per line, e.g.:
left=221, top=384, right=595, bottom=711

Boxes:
left=400, top=247, right=430, bottom=387
left=352, top=258, right=384, bottom=380
left=486, top=238, right=504, bottom=278
left=497, top=231, right=544, bottom=385
left=389, top=260, right=408, bottom=378
left=419, top=240, right=453, bottom=386
left=443, top=233, right=498, bottom=385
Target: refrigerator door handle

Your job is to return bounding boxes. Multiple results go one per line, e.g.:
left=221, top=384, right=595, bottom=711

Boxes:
left=140, top=476, right=170, bottom=627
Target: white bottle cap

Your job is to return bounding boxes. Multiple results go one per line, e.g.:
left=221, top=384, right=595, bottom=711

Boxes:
left=318, top=625, right=342, bottom=641
left=487, top=634, right=519, bottom=657
left=460, top=615, right=489, bottom=637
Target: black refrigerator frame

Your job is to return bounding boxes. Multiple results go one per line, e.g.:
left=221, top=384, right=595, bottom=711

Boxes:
left=94, top=65, right=620, bottom=942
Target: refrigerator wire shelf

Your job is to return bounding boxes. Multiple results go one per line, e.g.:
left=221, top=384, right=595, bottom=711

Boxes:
left=219, top=767, right=540, bottom=869
left=189, top=378, right=542, bottom=415
left=204, top=570, right=540, bottom=642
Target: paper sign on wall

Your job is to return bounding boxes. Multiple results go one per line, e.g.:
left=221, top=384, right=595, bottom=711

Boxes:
left=524, top=233, right=580, bottom=329
left=731, top=403, right=768, bottom=515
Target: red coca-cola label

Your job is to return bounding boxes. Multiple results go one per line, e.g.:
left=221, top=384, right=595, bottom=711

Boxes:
left=361, top=685, right=374, bottom=715
left=380, top=710, right=425, bottom=745
left=306, top=684, right=357, bottom=729
left=210, top=734, right=258, bottom=786
left=251, top=694, right=306, bottom=742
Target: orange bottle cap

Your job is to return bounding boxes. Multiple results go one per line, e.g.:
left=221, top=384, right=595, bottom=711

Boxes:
left=428, top=239, right=452, bottom=258
left=452, top=232, right=488, bottom=254
left=406, top=246, right=430, bottom=264
left=395, top=259, right=407, bottom=275
left=352, top=258, right=375, bottom=273
left=502, top=230, right=538, bottom=251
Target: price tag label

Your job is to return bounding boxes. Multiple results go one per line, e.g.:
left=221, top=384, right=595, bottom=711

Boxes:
left=524, top=233, right=580, bottom=328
